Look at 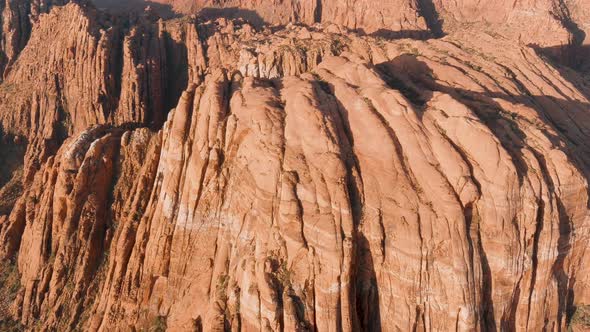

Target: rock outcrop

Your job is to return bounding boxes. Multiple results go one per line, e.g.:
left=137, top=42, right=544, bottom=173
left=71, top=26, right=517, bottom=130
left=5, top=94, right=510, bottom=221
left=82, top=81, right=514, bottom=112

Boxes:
left=0, top=1, right=589, bottom=331
left=0, top=0, right=79, bottom=78
left=104, top=0, right=590, bottom=76
left=145, top=0, right=590, bottom=44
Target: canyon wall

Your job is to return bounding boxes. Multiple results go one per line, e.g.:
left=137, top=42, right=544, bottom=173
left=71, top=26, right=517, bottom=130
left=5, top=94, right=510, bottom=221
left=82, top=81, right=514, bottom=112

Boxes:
left=147, top=0, right=590, bottom=44
left=0, top=1, right=588, bottom=331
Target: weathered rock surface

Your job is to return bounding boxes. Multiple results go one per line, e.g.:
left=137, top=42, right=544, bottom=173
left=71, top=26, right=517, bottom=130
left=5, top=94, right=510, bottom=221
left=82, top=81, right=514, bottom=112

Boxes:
left=0, top=1, right=589, bottom=331
left=144, top=0, right=590, bottom=45
left=96, top=0, right=590, bottom=76
left=0, top=0, right=588, bottom=82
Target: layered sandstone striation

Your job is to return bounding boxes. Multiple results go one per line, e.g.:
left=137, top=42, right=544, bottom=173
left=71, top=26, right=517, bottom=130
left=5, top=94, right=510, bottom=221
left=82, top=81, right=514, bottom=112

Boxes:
left=0, top=0, right=588, bottom=80
left=105, top=0, right=590, bottom=75
left=144, top=0, right=590, bottom=44
left=0, top=1, right=589, bottom=331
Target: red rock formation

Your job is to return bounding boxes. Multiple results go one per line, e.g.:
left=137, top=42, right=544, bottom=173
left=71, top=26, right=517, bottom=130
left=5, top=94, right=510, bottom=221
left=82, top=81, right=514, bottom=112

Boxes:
left=144, top=0, right=590, bottom=43
left=145, top=0, right=431, bottom=36
left=0, top=1, right=589, bottom=331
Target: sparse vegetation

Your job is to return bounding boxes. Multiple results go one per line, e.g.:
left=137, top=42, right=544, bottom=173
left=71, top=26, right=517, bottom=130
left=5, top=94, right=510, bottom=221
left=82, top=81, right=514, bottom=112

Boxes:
left=363, top=97, right=376, bottom=111
left=276, top=260, right=292, bottom=288
left=570, top=305, right=590, bottom=330
left=0, top=260, right=21, bottom=331
left=55, top=108, right=72, bottom=141
left=150, top=315, right=168, bottom=332
left=311, top=72, right=332, bottom=95
left=217, top=274, right=229, bottom=303
left=0, top=167, right=24, bottom=215
left=465, top=61, right=483, bottom=71
left=0, top=318, right=25, bottom=332
left=330, top=38, right=346, bottom=54
left=408, top=47, right=421, bottom=56
left=397, top=43, right=421, bottom=56
left=132, top=204, right=145, bottom=222
left=0, top=260, right=19, bottom=296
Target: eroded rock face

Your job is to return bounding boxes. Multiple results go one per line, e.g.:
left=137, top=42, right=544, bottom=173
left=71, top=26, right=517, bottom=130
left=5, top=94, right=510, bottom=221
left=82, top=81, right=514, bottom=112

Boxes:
left=0, top=1, right=589, bottom=331
left=97, top=0, right=590, bottom=77
left=145, top=0, right=590, bottom=43
left=152, top=0, right=431, bottom=37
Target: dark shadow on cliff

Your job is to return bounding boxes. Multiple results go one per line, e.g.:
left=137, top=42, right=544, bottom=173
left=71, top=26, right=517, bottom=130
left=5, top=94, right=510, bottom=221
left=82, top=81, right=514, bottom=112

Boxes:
left=0, top=129, right=26, bottom=215
left=199, top=7, right=267, bottom=28
left=375, top=54, right=589, bottom=328
left=355, top=1, right=445, bottom=40
left=550, top=0, right=586, bottom=47
left=303, top=75, right=382, bottom=331
left=532, top=1, right=590, bottom=94
left=376, top=54, right=590, bottom=178
left=92, top=0, right=179, bottom=19
left=416, top=0, right=445, bottom=38
left=532, top=44, right=590, bottom=72
left=162, top=30, right=190, bottom=124
left=355, top=235, right=382, bottom=332
left=530, top=44, right=590, bottom=102
left=0, top=129, right=25, bottom=189
left=356, top=28, right=439, bottom=41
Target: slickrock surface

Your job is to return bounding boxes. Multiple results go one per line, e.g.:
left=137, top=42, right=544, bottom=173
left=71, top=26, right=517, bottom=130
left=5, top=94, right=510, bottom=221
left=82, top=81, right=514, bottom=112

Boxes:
left=0, top=1, right=589, bottom=331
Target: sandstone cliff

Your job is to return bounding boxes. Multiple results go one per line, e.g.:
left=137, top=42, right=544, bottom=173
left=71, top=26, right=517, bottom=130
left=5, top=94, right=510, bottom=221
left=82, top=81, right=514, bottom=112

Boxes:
left=0, top=0, right=587, bottom=80
left=145, top=0, right=590, bottom=45
left=105, top=0, right=590, bottom=74
left=0, top=1, right=589, bottom=331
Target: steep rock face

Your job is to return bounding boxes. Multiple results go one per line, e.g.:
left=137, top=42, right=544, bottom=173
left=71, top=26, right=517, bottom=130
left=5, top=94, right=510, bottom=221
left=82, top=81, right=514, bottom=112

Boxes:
left=0, top=3, right=208, bottom=195
left=0, top=1, right=589, bottom=331
left=94, top=0, right=590, bottom=72
left=0, top=4, right=589, bottom=329
left=0, top=0, right=78, bottom=78
left=116, top=0, right=590, bottom=83
left=0, top=3, right=200, bottom=137
left=159, top=0, right=431, bottom=37
left=440, top=0, right=590, bottom=49
left=7, top=0, right=581, bottom=54
left=144, top=0, right=590, bottom=44
left=0, top=2, right=355, bottom=194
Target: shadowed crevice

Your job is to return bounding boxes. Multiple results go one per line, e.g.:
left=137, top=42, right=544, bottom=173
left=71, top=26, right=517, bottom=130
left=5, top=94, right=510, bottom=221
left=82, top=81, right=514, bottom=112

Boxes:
left=551, top=0, right=586, bottom=47
left=416, top=0, right=445, bottom=38
left=314, top=0, right=322, bottom=23
left=198, top=7, right=267, bottom=28
left=377, top=54, right=590, bottom=328
left=537, top=0, right=590, bottom=75
left=355, top=28, right=437, bottom=41
left=92, top=0, right=178, bottom=18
